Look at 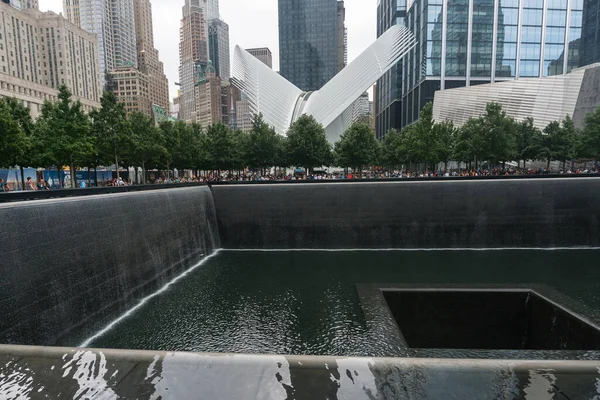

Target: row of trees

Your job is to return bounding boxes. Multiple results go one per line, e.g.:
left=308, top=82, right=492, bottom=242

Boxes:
left=2, top=85, right=600, bottom=186
left=0, top=85, right=334, bottom=186
left=377, top=102, right=600, bottom=172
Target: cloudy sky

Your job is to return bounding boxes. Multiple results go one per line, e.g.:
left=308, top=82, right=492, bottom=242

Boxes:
left=38, top=0, right=377, bottom=100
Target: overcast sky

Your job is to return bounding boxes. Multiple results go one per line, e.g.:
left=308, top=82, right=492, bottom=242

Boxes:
left=38, top=0, right=377, bottom=100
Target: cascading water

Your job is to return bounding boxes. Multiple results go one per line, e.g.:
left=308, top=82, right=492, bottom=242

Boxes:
left=0, top=186, right=221, bottom=346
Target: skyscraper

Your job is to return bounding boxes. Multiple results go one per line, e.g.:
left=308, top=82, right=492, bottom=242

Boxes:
left=337, top=1, right=347, bottom=72
left=133, top=0, right=169, bottom=112
left=375, top=0, right=600, bottom=139
left=208, top=18, right=230, bottom=79
left=179, top=0, right=209, bottom=121
left=278, top=0, right=341, bottom=91
left=246, top=48, right=273, bottom=69
left=64, top=0, right=137, bottom=87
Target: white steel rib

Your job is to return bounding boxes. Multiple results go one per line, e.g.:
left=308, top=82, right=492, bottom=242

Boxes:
left=231, top=25, right=417, bottom=140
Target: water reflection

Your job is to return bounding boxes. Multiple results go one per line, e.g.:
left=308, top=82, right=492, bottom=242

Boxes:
left=0, top=348, right=599, bottom=399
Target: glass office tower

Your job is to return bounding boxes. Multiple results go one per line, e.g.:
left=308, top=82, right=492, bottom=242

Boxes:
left=278, top=0, right=339, bottom=91
left=375, top=0, right=600, bottom=139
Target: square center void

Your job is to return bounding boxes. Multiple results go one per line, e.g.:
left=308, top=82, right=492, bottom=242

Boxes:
left=382, top=289, right=600, bottom=351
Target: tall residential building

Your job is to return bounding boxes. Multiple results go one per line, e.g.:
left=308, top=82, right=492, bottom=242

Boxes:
left=337, top=1, right=347, bottom=72
left=208, top=18, right=230, bottom=79
left=64, top=0, right=137, bottom=87
left=3, top=0, right=38, bottom=9
left=246, top=48, right=273, bottom=69
left=375, top=0, right=600, bottom=139
left=133, top=0, right=169, bottom=113
left=278, top=0, right=341, bottom=91
left=0, top=4, right=102, bottom=117
left=179, top=0, right=209, bottom=121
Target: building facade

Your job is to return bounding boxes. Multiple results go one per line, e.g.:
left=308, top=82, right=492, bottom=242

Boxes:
left=246, top=47, right=273, bottom=69
left=0, top=4, right=102, bottom=117
left=208, top=18, right=230, bottom=79
left=194, top=66, right=221, bottom=126
left=133, top=0, right=169, bottom=113
left=63, top=0, right=80, bottom=25
left=108, top=66, right=151, bottom=115
left=64, top=0, right=137, bottom=88
left=179, top=0, right=209, bottom=121
left=3, top=0, right=38, bottom=9
left=375, top=0, right=600, bottom=139
left=337, top=1, right=347, bottom=72
left=278, top=0, right=341, bottom=91
left=434, top=63, right=600, bottom=130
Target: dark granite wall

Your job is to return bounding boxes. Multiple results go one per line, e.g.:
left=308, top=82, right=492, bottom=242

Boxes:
left=210, top=178, right=600, bottom=249
left=0, top=186, right=220, bottom=346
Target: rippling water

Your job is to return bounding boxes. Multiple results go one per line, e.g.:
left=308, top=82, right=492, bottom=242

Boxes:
left=87, top=250, right=600, bottom=356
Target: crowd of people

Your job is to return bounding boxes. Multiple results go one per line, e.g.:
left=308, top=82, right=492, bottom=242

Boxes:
left=1, top=166, right=598, bottom=192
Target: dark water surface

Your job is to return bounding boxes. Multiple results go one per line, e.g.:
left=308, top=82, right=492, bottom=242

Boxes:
left=88, top=250, right=600, bottom=356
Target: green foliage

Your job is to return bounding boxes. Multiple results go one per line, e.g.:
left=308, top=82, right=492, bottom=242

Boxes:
left=34, top=85, right=93, bottom=174
left=205, top=122, right=238, bottom=171
left=334, top=123, right=378, bottom=170
left=246, top=114, right=279, bottom=170
left=128, top=111, right=166, bottom=174
left=0, top=98, right=31, bottom=168
left=582, top=106, right=600, bottom=160
left=90, top=91, right=130, bottom=168
left=478, top=102, right=517, bottom=164
left=381, top=128, right=406, bottom=167
left=516, top=117, right=543, bottom=164
left=286, top=114, right=332, bottom=171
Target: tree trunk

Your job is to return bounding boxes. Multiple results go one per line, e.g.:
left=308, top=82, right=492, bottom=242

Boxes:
left=20, top=166, right=25, bottom=191
left=142, top=161, right=146, bottom=184
left=94, top=166, right=98, bottom=187
left=547, top=158, right=551, bottom=170
left=70, top=162, right=77, bottom=188
left=115, top=152, right=120, bottom=179
left=87, top=166, right=91, bottom=188
left=58, top=167, right=63, bottom=188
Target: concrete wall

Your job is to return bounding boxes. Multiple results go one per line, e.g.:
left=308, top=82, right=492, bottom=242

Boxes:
left=211, top=178, right=600, bottom=249
left=0, top=186, right=220, bottom=346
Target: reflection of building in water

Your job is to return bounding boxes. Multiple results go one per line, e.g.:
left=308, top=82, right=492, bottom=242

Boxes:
left=375, top=0, right=600, bottom=139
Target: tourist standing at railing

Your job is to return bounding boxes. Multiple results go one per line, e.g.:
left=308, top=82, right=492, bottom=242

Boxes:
left=25, top=177, right=36, bottom=191
left=36, top=178, right=49, bottom=191
left=0, top=179, right=7, bottom=192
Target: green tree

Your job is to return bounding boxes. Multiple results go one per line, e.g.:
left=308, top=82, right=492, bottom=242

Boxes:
left=128, top=111, right=166, bottom=182
left=542, top=121, right=561, bottom=170
left=171, top=120, right=199, bottom=173
left=381, top=128, right=403, bottom=169
left=556, top=115, right=577, bottom=170
left=206, top=122, right=237, bottom=173
left=432, top=120, right=456, bottom=170
left=285, top=114, right=332, bottom=173
left=246, top=114, right=279, bottom=174
left=479, top=102, right=517, bottom=167
left=90, top=91, right=130, bottom=178
left=581, top=106, right=600, bottom=161
left=334, top=123, right=378, bottom=176
left=405, top=103, right=439, bottom=169
left=453, top=117, right=483, bottom=169
left=34, top=85, right=93, bottom=187
left=516, top=117, right=542, bottom=169
left=158, top=120, right=177, bottom=177
left=0, top=98, right=32, bottom=187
